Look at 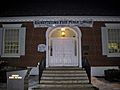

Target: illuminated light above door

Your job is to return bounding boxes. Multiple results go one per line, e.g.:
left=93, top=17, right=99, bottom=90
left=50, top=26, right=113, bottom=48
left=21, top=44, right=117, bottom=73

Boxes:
left=61, top=28, right=66, bottom=37
left=61, top=31, right=65, bottom=37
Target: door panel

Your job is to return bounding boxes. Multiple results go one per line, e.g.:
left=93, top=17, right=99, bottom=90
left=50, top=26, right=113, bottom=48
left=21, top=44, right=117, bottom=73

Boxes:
left=49, top=39, right=63, bottom=66
left=49, top=38, right=78, bottom=66
left=63, top=39, right=78, bottom=66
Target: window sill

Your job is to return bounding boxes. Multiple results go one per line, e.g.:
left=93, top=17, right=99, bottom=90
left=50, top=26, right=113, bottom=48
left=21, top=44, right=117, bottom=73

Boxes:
left=107, top=53, right=120, bottom=57
left=1, top=55, right=20, bottom=58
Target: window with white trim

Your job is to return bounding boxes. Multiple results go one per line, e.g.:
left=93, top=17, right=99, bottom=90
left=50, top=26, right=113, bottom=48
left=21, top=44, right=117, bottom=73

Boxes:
left=101, top=24, right=120, bottom=57
left=0, top=24, right=26, bottom=57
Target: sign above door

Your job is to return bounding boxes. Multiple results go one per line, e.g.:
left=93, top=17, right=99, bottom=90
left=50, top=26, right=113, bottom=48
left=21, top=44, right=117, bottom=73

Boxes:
left=33, top=19, right=93, bottom=28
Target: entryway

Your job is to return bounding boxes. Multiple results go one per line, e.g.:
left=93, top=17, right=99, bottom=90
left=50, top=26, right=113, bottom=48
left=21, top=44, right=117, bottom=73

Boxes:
left=46, top=26, right=82, bottom=67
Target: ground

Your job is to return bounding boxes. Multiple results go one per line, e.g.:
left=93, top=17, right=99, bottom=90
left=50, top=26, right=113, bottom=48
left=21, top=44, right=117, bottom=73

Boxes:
left=91, top=77, right=120, bottom=90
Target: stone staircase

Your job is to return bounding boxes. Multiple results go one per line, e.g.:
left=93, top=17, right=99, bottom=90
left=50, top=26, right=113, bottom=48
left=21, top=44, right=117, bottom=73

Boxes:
left=32, top=67, right=98, bottom=90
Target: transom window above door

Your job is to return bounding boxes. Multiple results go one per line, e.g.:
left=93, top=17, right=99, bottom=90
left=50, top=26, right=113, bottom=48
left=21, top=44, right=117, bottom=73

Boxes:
left=50, top=27, right=76, bottom=38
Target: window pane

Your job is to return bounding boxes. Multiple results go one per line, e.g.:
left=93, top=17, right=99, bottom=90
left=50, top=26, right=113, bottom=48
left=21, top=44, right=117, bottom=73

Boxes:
left=108, top=29, right=120, bottom=53
left=4, top=29, right=19, bottom=54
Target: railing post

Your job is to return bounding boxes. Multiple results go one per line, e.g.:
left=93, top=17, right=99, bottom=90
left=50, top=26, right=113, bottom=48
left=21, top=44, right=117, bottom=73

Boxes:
left=82, top=56, right=91, bottom=83
left=88, top=66, right=91, bottom=83
left=38, top=59, right=45, bottom=84
left=38, top=61, right=41, bottom=84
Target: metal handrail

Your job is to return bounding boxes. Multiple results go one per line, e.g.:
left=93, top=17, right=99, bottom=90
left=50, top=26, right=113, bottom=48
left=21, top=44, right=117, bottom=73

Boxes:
left=38, top=59, right=46, bottom=84
left=82, top=56, right=91, bottom=83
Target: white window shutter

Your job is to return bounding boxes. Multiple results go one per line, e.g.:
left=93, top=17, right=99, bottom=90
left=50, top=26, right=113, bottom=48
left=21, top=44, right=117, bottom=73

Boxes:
left=101, top=27, right=108, bottom=55
left=19, top=27, right=26, bottom=56
left=0, top=28, right=3, bottom=55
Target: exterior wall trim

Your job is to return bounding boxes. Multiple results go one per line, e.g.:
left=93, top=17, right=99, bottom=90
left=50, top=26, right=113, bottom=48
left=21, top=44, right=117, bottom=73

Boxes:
left=46, top=26, right=82, bottom=67
left=0, top=16, right=120, bottom=22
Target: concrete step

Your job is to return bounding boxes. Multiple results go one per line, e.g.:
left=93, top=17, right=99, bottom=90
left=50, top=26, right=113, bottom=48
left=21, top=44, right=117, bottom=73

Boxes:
left=40, top=79, right=89, bottom=84
left=31, top=84, right=97, bottom=90
left=45, top=67, right=84, bottom=70
left=38, top=83, right=93, bottom=88
left=33, top=88, right=97, bottom=90
left=46, top=67, right=84, bottom=70
left=42, top=73, right=87, bottom=77
left=31, top=67, right=98, bottom=90
left=41, top=76, right=88, bottom=80
left=43, top=70, right=86, bottom=74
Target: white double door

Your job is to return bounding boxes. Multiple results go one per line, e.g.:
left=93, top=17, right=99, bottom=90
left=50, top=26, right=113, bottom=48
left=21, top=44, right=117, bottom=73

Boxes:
left=49, top=37, right=78, bottom=67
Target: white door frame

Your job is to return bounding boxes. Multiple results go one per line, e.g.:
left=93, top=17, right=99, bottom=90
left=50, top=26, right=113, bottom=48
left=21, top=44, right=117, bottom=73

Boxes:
left=46, top=26, right=82, bottom=67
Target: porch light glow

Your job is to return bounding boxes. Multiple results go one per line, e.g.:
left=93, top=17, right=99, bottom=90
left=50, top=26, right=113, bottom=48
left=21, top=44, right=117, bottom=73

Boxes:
left=61, top=31, right=65, bottom=37
left=61, top=28, right=66, bottom=37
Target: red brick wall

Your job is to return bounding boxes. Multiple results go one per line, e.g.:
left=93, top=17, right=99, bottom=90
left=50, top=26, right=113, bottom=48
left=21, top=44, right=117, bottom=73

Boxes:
left=0, top=22, right=120, bottom=67
left=81, top=21, right=120, bottom=66
left=0, top=22, right=46, bottom=67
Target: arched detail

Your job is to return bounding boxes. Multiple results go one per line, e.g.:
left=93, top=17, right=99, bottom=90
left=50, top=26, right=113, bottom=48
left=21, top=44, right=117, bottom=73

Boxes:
left=49, top=26, right=78, bottom=38
left=46, top=26, right=82, bottom=67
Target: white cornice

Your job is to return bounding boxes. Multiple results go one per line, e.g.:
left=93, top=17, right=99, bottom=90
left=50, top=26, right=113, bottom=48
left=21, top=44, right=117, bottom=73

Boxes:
left=0, top=16, right=120, bottom=22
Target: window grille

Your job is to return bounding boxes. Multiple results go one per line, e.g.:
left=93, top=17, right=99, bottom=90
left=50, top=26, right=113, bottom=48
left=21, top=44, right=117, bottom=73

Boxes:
left=4, top=29, right=19, bottom=54
left=101, top=24, right=120, bottom=57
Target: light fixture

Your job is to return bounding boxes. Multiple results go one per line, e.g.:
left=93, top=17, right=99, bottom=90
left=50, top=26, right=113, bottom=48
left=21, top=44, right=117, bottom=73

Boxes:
left=61, top=28, right=66, bottom=37
left=61, top=31, right=65, bottom=37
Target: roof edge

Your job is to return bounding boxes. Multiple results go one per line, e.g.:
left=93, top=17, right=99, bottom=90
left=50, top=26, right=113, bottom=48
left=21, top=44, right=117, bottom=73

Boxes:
left=0, top=16, right=120, bottom=22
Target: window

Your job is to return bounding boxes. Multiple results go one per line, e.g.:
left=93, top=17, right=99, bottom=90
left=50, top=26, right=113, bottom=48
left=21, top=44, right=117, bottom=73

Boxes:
left=3, top=28, right=19, bottom=56
left=0, top=24, right=26, bottom=57
left=101, top=24, right=120, bottom=57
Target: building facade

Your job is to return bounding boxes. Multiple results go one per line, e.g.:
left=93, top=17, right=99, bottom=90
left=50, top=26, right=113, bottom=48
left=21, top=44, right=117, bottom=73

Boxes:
left=0, top=16, right=120, bottom=76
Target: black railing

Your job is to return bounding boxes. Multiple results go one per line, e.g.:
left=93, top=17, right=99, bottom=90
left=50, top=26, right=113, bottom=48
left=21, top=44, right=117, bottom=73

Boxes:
left=38, top=59, right=46, bottom=84
left=82, top=56, right=91, bottom=83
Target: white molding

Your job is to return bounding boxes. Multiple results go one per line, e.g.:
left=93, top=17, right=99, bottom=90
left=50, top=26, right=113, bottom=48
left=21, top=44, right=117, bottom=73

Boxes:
left=46, top=26, right=82, bottom=67
left=105, top=23, right=120, bottom=28
left=101, top=27, right=108, bottom=55
left=2, top=24, right=22, bottom=27
left=0, top=16, right=120, bottom=22
left=1, top=55, right=20, bottom=58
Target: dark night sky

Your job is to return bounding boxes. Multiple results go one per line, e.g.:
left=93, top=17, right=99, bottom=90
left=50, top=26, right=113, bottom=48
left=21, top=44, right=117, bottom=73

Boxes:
left=0, top=0, right=120, bottom=16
